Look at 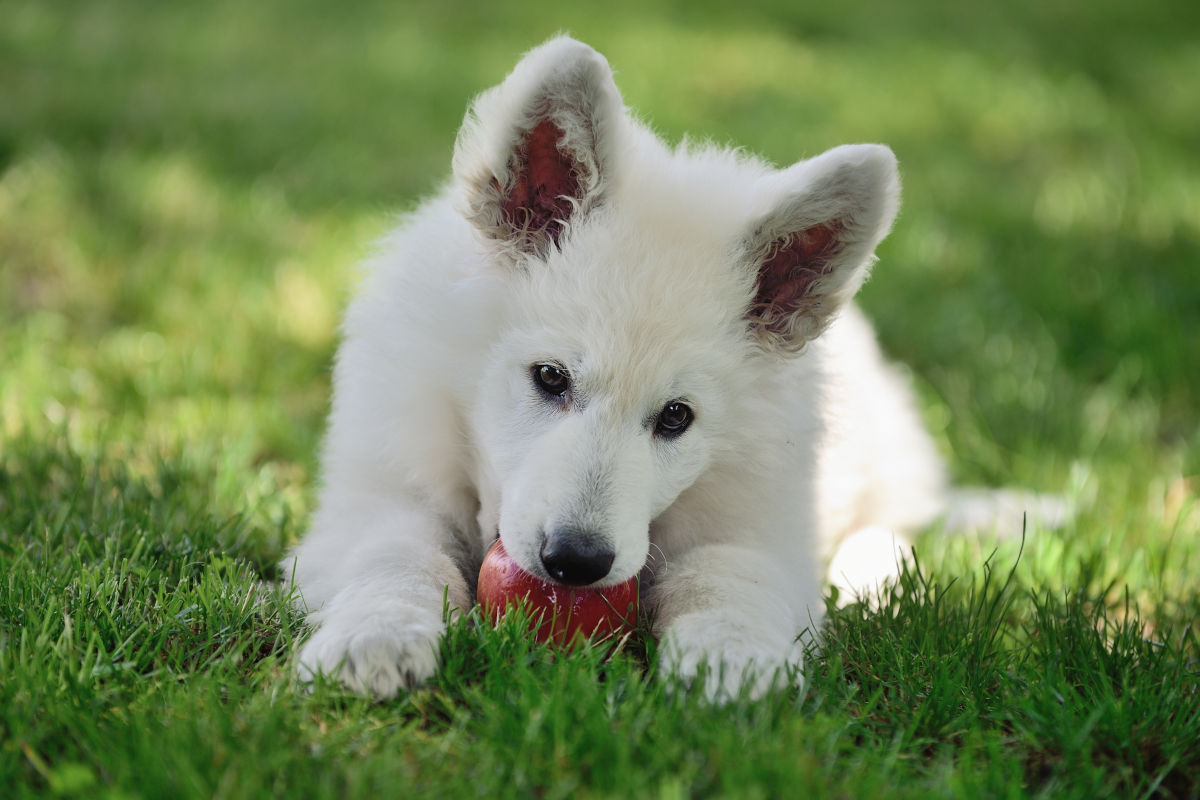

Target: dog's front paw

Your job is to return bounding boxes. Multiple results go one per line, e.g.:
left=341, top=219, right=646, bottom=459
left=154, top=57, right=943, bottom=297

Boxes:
left=297, top=603, right=444, bottom=699
left=658, top=612, right=803, bottom=702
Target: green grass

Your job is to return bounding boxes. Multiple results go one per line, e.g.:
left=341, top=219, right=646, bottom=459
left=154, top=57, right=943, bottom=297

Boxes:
left=2, top=0, right=1198, bottom=796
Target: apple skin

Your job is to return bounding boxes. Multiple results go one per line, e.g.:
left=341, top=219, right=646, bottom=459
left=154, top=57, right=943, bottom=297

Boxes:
left=477, top=539, right=639, bottom=644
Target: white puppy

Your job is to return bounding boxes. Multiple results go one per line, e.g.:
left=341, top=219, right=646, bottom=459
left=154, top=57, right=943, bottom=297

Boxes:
left=285, top=36, right=1030, bottom=700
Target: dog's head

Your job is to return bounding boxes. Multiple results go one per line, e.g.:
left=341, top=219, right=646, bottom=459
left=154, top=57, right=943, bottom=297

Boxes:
left=455, top=37, right=900, bottom=587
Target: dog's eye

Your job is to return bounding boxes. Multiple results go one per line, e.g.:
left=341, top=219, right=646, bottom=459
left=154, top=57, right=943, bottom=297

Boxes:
left=532, top=363, right=571, bottom=397
left=655, top=401, right=694, bottom=437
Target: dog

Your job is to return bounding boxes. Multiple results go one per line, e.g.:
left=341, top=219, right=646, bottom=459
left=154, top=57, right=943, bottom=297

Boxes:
left=285, top=36, right=1060, bottom=700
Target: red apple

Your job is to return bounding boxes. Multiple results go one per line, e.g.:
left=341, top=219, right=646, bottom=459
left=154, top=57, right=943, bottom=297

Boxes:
left=477, top=539, right=639, bottom=645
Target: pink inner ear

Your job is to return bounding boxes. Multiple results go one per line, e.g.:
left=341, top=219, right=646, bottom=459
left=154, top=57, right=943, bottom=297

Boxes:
left=754, top=223, right=840, bottom=333
left=500, top=119, right=581, bottom=246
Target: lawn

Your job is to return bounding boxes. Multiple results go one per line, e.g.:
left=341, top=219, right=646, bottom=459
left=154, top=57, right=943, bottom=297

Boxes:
left=2, top=0, right=1198, bottom=797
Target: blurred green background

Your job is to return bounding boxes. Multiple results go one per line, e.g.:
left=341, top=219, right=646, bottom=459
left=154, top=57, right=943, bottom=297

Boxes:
left=2, top=0, right=1197, bottom=585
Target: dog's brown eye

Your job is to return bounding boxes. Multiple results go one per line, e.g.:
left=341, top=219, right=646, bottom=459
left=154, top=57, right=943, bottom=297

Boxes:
left=532, top=363, right=570, bottom=397
left=655, top=401, right=694, bottom=437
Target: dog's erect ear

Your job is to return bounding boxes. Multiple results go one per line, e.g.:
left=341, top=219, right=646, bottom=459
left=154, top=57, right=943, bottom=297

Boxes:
left=453, top=37, right=625, bottom=264
left=744, top=144, right=900, bottom=352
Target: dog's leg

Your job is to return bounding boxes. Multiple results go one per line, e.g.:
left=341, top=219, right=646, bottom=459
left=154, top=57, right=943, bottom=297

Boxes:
left=288, top=497, right=471, bottom=699
left=826, top=525, right=913, bottom=608
left=649, top=542, right=819, bottom=701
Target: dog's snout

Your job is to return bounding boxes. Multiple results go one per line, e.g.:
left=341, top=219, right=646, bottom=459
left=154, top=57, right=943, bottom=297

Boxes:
left=540, top=529, right=615, bottom=586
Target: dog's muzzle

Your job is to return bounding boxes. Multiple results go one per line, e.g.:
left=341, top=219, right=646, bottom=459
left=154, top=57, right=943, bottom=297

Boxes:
left=539, top=528, right=615, bottom=586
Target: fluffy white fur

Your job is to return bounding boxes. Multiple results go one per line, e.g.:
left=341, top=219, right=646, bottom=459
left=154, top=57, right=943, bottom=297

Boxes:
left=285, top=37, right=1048, bottom=701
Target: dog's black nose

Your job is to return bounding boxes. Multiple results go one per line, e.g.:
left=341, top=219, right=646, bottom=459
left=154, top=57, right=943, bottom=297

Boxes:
left=540, top=531, right=615, bottom=586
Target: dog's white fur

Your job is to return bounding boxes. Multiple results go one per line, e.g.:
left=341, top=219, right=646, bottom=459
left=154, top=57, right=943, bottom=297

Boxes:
left=286, top=37, right=1027, bottom=700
